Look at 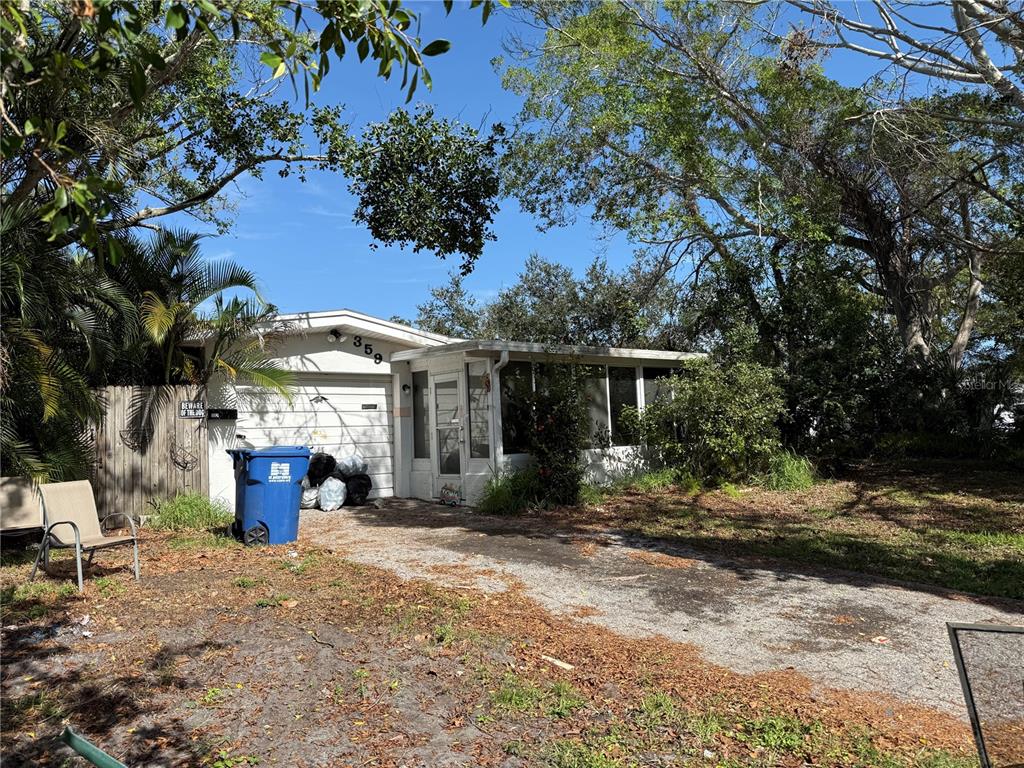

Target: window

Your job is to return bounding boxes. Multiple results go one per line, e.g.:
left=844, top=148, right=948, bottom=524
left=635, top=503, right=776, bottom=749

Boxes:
left=499, top=361, right=533, bottom=454
left=643, top=367, right=675, bottom=406
left=608, top=366, right=638, bottom=446
left=466, top=361, right=490, bottom=459
left=582, top=365, right=610, bottom=449
left=412, top=371, right=429, bottom=459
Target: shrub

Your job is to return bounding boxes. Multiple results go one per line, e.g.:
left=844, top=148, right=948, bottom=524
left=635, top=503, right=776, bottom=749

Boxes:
left=640, top=360, right=785, bottom=483
left=476, top=468, right=543, bottom=515
left=525, top=365, right=590, bottom=506
left=148, top=493, right=232, bottom=531
left=759, top=451, right=816, bottom=491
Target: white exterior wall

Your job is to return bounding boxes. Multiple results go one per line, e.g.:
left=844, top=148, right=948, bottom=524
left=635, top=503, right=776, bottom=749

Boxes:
left=208, top=327, right=427, bottom=511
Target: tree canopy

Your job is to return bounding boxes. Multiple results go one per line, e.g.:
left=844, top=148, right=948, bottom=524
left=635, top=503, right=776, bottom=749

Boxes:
left=1, top=0, right=505, bottom=261
left=500, top=1, right=1021, bottom=372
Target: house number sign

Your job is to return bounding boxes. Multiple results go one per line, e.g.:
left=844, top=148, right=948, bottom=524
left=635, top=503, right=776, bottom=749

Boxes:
left=178, top=401, right=205, bottom=419
left=352, top=335, right=385, bottom=365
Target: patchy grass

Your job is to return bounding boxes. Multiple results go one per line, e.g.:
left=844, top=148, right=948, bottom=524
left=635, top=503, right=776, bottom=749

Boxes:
left=551, top=460, right=1024, bottom=598
left=0, top=528, right=980, bottom=767
left=0, top=580, right=79, bottom=622
left=492, top=672, right=545, bottom=713
left=546, top=681, right=587, bottom=719
left=167, top=530, right=239, bottom=550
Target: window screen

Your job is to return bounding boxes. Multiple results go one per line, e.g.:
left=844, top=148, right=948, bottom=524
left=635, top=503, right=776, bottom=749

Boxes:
left=643, top=367, right=675, bottom=406
left=466, top=361, right=490, bottom=459
left=499, top=361, right=533, bottom=455
left=609, top=366, right=638, bottom=446
left=412, top=371, right=429, bottom=459
left=582, top=365, right=610, bottom=449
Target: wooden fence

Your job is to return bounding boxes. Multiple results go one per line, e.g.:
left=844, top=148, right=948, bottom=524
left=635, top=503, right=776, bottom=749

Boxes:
left=90, top=386, right=209, bottom=520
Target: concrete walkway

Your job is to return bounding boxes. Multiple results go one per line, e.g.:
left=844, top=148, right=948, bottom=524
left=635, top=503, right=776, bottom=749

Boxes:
left=301, top=500, right=1023, bottom=717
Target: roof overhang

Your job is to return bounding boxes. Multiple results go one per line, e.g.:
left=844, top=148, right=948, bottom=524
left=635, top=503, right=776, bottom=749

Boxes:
left=269, top=308, right=455, bottom=348
left=391, top=339, right=705, bottom=366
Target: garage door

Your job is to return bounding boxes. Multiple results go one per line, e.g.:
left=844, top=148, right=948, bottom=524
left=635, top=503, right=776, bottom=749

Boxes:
left=235, top=374, right=394, bottom=498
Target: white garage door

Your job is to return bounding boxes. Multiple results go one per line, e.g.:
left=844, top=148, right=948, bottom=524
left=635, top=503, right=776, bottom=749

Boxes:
left=236, top=374, right=394, bottom=498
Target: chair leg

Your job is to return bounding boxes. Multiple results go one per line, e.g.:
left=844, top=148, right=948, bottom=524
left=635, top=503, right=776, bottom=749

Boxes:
left=86, top=549, right=95, bottom=566
left=132, top=540, right=140, bottom=581
left=74, top=542, right=84, bottom=593
left=30, top=542, right=46, bottom=582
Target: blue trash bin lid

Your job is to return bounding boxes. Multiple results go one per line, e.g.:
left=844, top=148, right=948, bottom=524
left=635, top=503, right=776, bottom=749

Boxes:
left=246, top=446, right=311, bottom=458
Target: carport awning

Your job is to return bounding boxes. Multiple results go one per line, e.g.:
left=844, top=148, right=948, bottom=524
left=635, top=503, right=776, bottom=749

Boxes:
left=389, top=339, right=704, bottom=366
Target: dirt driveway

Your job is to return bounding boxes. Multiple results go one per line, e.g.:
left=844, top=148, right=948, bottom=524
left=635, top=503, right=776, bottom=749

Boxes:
left=302, top=500, right=1024, bottom=718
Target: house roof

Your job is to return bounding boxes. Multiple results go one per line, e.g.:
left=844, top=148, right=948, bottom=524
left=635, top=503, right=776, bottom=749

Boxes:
left=390, top=339, right=705, bottom=366
left=273, top=308, right=455, bottom=348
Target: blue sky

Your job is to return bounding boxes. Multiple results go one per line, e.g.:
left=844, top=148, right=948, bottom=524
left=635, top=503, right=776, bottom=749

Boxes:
left=176, top=4, right=631, bottom=321
left=173, top=2, right=947, bottom=322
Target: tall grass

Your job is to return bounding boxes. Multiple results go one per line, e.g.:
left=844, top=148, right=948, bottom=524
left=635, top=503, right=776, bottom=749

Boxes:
left=477, top=468, right=542, bottom=515
left=759, top=451, right=816, bottom=491
left=148, top=493, right=232, bottom=531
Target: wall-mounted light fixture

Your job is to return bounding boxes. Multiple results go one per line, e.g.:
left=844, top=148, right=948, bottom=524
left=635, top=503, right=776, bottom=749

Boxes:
left=327, top=329, right=346, bottom=344
left=401, top=383, right=411, bottom=395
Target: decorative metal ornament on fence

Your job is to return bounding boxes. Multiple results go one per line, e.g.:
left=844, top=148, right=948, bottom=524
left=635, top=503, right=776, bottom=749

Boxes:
left=947, top=622, right=1024, bottom=768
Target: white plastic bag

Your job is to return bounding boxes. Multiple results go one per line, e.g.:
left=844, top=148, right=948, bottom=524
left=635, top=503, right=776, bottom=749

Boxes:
left=318, top=476, right=347, bottom=511
left=299, top=476, right=319, bottom=509
left=336, top=453, right=368, bottom=477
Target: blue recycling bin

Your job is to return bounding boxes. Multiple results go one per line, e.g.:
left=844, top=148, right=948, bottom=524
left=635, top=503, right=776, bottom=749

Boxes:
left=227, top=446, right=310, bottom=545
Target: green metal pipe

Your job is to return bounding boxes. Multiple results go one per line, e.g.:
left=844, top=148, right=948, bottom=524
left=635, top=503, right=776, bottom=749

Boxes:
left=60, top=726, right=128, bottom=768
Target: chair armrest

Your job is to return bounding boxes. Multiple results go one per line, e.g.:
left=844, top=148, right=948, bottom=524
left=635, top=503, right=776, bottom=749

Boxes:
left=46, top=520, right=81, bottom=548
left=101, top=513, right=138, bottom=539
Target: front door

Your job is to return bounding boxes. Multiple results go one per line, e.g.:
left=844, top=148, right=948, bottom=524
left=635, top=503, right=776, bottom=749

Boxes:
left=431, top=372, right=464, bottom=504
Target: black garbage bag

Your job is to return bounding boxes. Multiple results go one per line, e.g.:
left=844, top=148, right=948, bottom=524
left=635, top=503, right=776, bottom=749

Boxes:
left=344, top=474, right=373, bottom=506
left=306, top=452, right=337, bottom=486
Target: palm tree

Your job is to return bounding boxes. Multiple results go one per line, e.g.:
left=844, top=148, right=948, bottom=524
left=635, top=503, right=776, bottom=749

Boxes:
left=196, top=295, right=294, bottom=398
left=1, top=203, right=133, bottom=481
left=106, top=230, right=293, bottom=443
left=110, top=230, right=269, bottom=385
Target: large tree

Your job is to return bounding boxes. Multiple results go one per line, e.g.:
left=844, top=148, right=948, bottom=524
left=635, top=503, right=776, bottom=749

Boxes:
left=0, top=0, right=506, bottom=479
left=415, top=254, right=684, bottom=348
left=501, top=1, right=1021, bottom=372
left=1, top=0, right=504, bottom=262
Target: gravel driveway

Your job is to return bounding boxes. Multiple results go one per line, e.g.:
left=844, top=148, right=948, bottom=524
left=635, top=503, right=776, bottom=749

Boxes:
left=301, top=500, right=1023, bottom=717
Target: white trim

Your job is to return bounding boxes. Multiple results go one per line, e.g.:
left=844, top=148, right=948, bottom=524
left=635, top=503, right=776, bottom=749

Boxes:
left=392, top=339, right=704, bottom=364
left=270, top=308, right=455, bottom=347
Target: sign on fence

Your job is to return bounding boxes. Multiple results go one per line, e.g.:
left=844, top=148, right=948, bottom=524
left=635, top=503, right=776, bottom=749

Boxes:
left=178, top=400, right=205, bottom=419
left=92, top=386, right=209, bottom=520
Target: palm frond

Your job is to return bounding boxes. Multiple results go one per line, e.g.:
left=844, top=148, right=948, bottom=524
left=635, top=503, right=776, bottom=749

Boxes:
left=140, top=291, right=180, bottom=344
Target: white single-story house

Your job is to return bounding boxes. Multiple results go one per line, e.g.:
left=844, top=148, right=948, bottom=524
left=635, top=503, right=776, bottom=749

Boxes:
left=207, top=309, right=703, bottom=510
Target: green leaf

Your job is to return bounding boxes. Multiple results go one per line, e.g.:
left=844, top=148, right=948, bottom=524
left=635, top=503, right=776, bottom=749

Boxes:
left=405, top=70, right=418, bottom=103
left=273, top=61, right=286, bottom=79
left=421, top=40, right=451, bottom=57
left=357, top=37, right=369, bottom=62
left=165, top=4, right=186, bottom=29
left=107, top=238, right=125, bottom=266
left=128, top=61, right=147, bottom=107
left=0, top=131, right=24, bottom=157
left=260, top=52, right=283, bottom=70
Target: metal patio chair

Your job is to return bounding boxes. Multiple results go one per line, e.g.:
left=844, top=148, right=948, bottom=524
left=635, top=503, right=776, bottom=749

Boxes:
left=31, top=480, right=140, bottom=592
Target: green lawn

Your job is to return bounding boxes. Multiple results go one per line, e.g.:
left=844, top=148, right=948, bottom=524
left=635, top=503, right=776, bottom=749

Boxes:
left=552, top=460, right=1024, bottom=600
